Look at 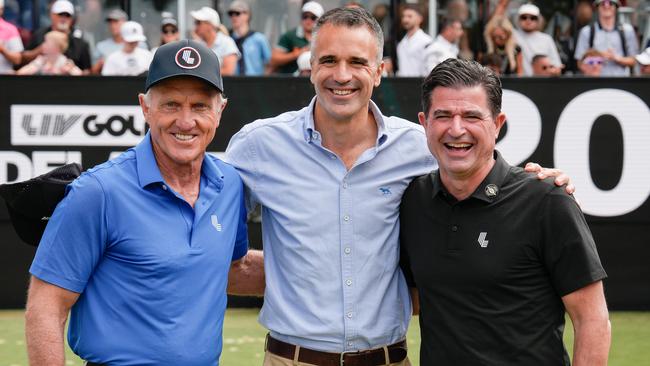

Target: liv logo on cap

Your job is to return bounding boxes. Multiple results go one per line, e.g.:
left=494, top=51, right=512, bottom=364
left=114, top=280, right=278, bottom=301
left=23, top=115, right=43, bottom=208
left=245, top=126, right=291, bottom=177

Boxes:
left=175, top=47, right=202, bottom=69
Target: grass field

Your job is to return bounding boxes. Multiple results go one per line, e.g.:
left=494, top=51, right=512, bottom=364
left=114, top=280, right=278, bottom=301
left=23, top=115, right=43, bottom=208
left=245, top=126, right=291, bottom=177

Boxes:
left=1, top=309, right=649, bottom=365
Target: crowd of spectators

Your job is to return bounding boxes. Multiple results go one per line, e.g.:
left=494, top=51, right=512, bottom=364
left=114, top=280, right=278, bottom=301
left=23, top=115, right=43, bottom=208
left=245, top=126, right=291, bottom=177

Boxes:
left=1, top=0, right=649, bottom=77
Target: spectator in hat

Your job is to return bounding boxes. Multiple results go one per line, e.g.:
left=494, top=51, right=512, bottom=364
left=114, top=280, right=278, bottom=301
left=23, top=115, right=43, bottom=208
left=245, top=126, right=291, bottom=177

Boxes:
left=101, top=21, right=152, bottom=76
left=21, top=0, right=91, bottom=72
left=91, top=8, right=147, bottom=74
left=513, top=3, right=563, bottom=76
left=294, top=50, right=311, bottom=76
left=16, top=30, right=82, bottom=75
left=191, top=6, right=240, bottom=76
left=578, top=49, right=606, bottom=76
left=24, top=39, right=264, bottom=365
left=0, top=0, right=23, bottom=74
left=270, top=1, right=324, bottom=74
left=395, top=4, right=433, bottom=77
left=227, top=0, right=271, bottom=76
left=574, top=0, right=638, bottom=76
left=152, top=16, right=180, bottom=54
left=531, top=53, right=562, bottom=76
left=635, top=47, right=650, bottom=75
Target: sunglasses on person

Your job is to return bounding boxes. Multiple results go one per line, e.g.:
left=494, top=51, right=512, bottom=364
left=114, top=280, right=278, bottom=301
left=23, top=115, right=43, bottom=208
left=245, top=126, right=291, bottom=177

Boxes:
left=519, top=15, right=538, bottom=21
left=57, top=12, right=72, bottom=18
left=598, top=0, right=618, bottom=7
left=228, top=11, right=246, bottom=17
left=162, top=28, right=178, bottom=35
left=583, top=57, right=604, bottom=66
left=302, top=13, right=318, bottom=21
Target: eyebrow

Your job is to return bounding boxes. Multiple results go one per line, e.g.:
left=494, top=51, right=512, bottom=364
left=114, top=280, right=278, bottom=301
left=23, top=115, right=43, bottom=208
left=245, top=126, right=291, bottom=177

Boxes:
left=432, top=109, right=485, bottom=117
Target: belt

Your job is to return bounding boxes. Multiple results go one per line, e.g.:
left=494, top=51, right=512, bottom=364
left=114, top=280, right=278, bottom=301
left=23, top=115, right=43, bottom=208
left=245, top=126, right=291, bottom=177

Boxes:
left=266, top=335, right=408, bottom=366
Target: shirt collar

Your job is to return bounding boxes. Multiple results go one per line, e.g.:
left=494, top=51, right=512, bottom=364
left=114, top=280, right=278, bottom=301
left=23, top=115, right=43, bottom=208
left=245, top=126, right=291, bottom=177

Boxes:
left=135, top=132, right=224, bottom=191
left=296, top=26, right=305, bottom=39
left=431, top=150, right=510, bottom=203
left=303, top=97, right=388, bottom=146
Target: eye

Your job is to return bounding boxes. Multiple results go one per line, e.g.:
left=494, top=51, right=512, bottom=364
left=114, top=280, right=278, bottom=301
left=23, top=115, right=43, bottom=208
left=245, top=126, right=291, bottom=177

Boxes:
left=162, top=101, right=179, bottom=109
left=193, top=103, right=210, bottom=111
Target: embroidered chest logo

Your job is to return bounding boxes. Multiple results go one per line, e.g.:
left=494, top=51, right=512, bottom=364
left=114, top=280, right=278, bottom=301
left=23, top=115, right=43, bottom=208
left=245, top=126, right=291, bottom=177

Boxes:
left=477, top=232, right=489, bottom=248
left=211, top=215, right=222, bottom=232
left=379, top=187, right=392, bottom=195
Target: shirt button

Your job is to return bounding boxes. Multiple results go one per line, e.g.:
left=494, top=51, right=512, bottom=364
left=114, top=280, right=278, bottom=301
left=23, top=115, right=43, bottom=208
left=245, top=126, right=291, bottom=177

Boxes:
left=347, top=312, right=353, bottom=318
left=344, top=247, right=351, bottom=254
left=348, top=341, right=353, bottom=347
left=343, top=215, right=350, bottom=221
left=343, top=182, right=349, bottom=189
left=330, top=155, right=336, bottom=159
left=161, top=184, right=168, bottom=190
left=451, top=225, right=458, bottom=232
left=346, top=279, right=352, bottom=286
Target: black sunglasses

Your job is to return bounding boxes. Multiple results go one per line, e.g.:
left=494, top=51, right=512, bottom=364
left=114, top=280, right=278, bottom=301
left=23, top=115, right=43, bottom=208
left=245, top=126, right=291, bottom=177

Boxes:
left=302, top=13, right=318, bottom=21
left=519, top=15, right=538, bottom=21
left=57, top=12, right=72, bottom=18
left=228, top=11, right=245, bottom=17
left=162, top=28, right=178, bottom=34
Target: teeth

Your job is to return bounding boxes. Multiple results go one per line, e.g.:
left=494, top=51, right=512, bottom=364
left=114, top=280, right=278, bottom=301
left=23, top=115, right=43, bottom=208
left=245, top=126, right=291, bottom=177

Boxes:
left=447, top=143, right=471, bottom=148
left=174, top=133, right=194, bottom=141
left=332, top=89, right=352, bottom=95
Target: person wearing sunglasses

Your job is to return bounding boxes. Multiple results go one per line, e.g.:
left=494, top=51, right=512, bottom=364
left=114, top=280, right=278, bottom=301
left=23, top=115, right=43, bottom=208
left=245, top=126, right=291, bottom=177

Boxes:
left=574, top=0, right=638, bottom=76
left=513, top=3, right=563, bottom=76
left=21, top=0, right=91, bottom=73
left=227, top=0, right=271, bottom=76
left=91, top=9, right=148, bottom=75
left=531, top=53, right=561, bottom=76
left=190, top=6, right=240, bottom=76
left=578, top=49, right=605, bottom=76
left=269, top=1, right=324, bottom=74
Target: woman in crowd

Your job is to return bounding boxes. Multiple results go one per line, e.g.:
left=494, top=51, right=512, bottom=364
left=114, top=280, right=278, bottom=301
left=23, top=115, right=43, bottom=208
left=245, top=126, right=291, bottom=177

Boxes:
left=151, top=17, right=180, bottom=54
left=16, top=30, right=82, bottom=75
left=483, top=15, right=523, bottom=76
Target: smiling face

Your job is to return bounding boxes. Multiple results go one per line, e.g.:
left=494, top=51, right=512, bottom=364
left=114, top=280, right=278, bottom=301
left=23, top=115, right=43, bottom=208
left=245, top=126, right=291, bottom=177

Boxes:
left=138, top=77, right=226, bottom=171
left=418, top=85, right=505, bottom=182
left=491, top=27, right=509, bottom=48
left=310, top=23, right=383, bottom=124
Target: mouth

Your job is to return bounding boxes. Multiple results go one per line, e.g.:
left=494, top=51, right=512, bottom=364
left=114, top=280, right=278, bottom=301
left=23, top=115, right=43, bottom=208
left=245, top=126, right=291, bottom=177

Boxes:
left=444, top=142, right=473, bottom=152
left=173, top=133, right=196, bottom=142
left=329, top=88, right=356, bottom=97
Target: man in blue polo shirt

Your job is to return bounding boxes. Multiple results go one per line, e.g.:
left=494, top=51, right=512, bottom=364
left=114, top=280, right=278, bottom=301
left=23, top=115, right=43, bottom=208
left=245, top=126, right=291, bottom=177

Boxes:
left=24, top=40, right=264, bottom=366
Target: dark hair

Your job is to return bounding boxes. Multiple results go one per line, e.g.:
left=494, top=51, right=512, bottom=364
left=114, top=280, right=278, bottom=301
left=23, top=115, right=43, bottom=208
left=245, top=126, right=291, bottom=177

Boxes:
left=439, top=16, right=461, bottom=33
left=312, top=7, right=384, bottom=63
left=531, top=54, right=549, bottom=64
left=421, top=58, right=502, bottom=117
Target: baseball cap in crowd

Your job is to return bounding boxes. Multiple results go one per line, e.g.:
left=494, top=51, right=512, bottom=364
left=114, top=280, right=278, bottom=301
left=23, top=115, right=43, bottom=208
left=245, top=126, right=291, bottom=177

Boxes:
left=302, top=1, right=324, bottom=18
left=145, top=39, right=223, bottom=93
left=595, top=0, right=620, bottom=6
left=518, top=4, right=540, bottom=17
left=106, top=8, right=128, bottom=21
left=0, top=163, right=82, bottom=246
left=190, top=6, right=221, bottom=27
left=121, top=21, right=147, bottom=43
left=636, top=47, right=650, bottom=65
left=0, top=0, right=4, bottom=8
left=51, top=0, right=74, bottom=15
left=162, top=17, right=178, bottom=28
left=229, top=0, right=251, bottom=13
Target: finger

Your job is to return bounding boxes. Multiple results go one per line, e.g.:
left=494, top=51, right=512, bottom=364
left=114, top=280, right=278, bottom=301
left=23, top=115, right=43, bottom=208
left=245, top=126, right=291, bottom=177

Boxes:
left=524, top=162, right=541, bottom=172
left=564, top=183, right=576, bottom=196
left=553, top=172, right=570, bottom=186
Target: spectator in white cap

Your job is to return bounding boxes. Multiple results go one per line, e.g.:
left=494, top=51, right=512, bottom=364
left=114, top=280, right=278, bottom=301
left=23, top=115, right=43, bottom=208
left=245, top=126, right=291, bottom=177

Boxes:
left=101, top=21, right=152, bottom=76
left=21, top=0, right=92, bottom=72
left=270, top=1, right=324, bottom=74
left=513, top=3, right=563, bottom=76
left=91, top=9, right=147, bottom=74
left=191, top=6, right=240, bottom=75
left=294, top=50, right=311, bottom=76
left=636, top=47, right=650, bottom=75
left=0, top=0, right=24, bottom=74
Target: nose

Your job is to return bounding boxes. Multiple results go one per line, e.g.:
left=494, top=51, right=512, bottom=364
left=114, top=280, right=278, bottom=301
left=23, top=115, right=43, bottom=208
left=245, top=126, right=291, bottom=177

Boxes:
left=448, top=115, right=466, bottom=136
left=333, top=62, right=352, bottom=84
left=176, top=106, right=196, bottom=130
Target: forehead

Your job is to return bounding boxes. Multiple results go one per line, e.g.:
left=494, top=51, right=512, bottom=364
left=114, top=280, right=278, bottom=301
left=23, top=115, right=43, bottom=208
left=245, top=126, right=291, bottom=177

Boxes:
left=151, top=77, right=218, bottom=98
left=429, top=85, right=490, bottom=112
left=313, top=24, right=377, bottom=60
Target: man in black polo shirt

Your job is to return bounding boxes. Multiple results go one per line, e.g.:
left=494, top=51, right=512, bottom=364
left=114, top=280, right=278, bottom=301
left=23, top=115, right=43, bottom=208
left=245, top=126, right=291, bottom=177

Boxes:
left=400, top=58, right=610, bottom=365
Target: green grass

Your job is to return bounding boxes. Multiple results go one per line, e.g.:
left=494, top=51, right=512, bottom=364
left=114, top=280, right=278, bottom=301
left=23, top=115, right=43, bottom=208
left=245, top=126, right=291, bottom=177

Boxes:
left=1, top=309, right=648, bottom=365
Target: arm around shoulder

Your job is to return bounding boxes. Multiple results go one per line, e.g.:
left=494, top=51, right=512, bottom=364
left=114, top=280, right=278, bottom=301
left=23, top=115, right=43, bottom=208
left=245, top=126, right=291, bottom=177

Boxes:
left=227, top=249, right=264, bottom=296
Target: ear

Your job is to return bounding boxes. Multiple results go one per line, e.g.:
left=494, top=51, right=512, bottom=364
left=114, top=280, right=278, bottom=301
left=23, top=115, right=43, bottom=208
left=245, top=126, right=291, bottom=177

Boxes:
left=494, top=112, right=506, bottom=138
left=418, top=111, right=427, bottom=128
left=138, top=93, right=149, bottom=120
left=374, top=60, right=384, bottom=87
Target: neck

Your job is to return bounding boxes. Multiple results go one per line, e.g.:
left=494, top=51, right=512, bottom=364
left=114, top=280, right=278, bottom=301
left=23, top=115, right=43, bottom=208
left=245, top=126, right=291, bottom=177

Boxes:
left=600, top=15, right=615, bottom=30
left=204, top=31, right=217, bottom=46
left=303, top=27, right=312, bottom=40
left=234, top=24, right=249, bottom=36
left=113, top=34, right=123, bottom=43
left=155, top=154, right=203, bottom=208
left=313, top=101, right=378, bottom=170
left=439, top=155, right=496, bottom=201
left=407, top=27, right=420, bottom=37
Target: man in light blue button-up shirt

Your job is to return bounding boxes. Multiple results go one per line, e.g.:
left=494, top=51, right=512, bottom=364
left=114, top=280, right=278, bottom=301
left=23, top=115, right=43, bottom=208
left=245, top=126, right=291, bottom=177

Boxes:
left=227, top=8, right=433, bottom=365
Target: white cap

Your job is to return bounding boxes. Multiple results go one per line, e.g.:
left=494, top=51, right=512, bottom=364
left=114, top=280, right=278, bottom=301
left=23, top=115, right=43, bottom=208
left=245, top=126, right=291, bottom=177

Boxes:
left=121, top=21, right=147, bottom=43
left=190, top=6, right=221, bottom=28
left=297, top=51, right=312, bottom=71
left=0, top=0, right=5, bottom=8
left=51, top=0, right=74, bottom=15
left=518, top=4, right=540, bottom=17
left=636, top=47, right=650, bottom=66
left=302, top=2, right=324, bottom=18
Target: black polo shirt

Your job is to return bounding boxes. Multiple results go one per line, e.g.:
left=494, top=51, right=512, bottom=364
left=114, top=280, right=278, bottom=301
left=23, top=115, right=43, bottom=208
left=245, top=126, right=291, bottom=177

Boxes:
left=27, top=26, right=92, bottom=70
left=400, top=151, right=606, bottom=366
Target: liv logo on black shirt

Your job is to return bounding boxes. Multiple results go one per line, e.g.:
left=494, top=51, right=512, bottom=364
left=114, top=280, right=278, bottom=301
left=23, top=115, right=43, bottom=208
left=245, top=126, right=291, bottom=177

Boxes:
left=477, top=232, right=489, bottom=248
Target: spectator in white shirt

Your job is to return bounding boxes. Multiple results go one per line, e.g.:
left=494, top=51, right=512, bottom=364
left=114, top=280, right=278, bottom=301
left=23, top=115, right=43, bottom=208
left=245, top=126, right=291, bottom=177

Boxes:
left=423, top=17, right=464, bottom=75
left=102, top=21, right=152, bottom=76
left=191, top=6, right=240, bottom=76
left=396, top=5, right=432, bottom=76
left=0, top=0, right=23, bottom=74
left=513, top=4, right=563, bottom=76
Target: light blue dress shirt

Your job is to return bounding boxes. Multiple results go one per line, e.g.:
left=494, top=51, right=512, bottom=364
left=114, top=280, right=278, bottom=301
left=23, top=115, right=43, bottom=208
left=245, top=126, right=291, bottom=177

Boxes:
left=226, top=98, right=436, bottom=352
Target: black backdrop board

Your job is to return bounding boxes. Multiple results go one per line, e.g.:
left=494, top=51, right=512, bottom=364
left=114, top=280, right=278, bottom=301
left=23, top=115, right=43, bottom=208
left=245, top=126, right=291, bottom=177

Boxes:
left=1, top=75, right=649, bottom=309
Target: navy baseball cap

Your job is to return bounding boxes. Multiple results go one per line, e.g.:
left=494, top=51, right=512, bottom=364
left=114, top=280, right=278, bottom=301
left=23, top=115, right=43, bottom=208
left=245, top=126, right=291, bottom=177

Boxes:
left=145, top=39, right=223, bottom=93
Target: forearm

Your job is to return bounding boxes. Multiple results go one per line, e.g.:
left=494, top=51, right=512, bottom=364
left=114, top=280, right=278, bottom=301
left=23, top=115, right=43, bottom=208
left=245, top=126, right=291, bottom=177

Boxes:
left=270, top=49, right=297, bottom=67
left=227, top=249, right=265, bottom=296
left=220, top=54, right=237, bottom=76
left=1, top=49, right=22, bottom=65
left=21, top=48, right=41, bottom=64
left=572, top=317, right=611, bottom=366
left=25, top=306, right=68, bottom=366
left=614, top=55, right=636, bottom=68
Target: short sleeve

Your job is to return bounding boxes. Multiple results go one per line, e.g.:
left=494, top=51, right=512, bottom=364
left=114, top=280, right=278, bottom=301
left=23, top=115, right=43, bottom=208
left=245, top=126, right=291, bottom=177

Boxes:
left=7, top=35, right=24, bottom=52
left=225, top=128, right=261, bottom=212
left=232, top=182, right=249, bottom=261
left=574, top=25, right=590, bottom=60
left=623, top=24, right=639, bottom=57
left=276, top=32, right=292, bottom=52
left=30, top=174, right=108, bottom=293
left=221, top=35, right=241, bottom=58
left=259, top=34, right=272, bottom=63
left=541, top=190, right=607, bottom=297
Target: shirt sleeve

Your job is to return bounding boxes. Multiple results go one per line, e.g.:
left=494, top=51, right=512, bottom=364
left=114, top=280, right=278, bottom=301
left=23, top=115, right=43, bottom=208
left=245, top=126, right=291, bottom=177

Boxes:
left=30, top=174, right=109, bottom=293
left=225, top=127, right=261, bottom=212
left=222, top=35, right=241, bottom=58
left=546, top=36, right=562, bottom=66
left=7, top=35, right=24, bottom=52
left=101, top=54, right=117, bottom=75
left=232, top=180, right=249, bottom=261
left=574, top=25, right=589, bottom=61
left=540, top=190, right=607, bottom=297
left=276, top=32, right=292, bottom=52
left=623, top=24, right=639, bottom=57
left=259, top=34, right=272, bottom=64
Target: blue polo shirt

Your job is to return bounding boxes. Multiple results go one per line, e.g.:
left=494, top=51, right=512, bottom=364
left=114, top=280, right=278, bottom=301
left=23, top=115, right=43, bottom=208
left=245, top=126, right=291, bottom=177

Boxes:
left=30, top=133, right=248, bottom=365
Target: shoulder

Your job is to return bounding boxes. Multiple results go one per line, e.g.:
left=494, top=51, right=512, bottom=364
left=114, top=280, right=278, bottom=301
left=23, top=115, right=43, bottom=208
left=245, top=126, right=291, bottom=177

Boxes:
left=206, top=154, right=243, bottom=182
left=505, top=165, right=562, bottom=198
left=237, top=107, right=307, bottom=138
left=383, top=115, right=426, bottom=139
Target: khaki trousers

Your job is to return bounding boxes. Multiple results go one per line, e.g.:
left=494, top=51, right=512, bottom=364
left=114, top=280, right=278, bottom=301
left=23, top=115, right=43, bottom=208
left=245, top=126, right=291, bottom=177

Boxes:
left=262, top=349, right=412, bottom=366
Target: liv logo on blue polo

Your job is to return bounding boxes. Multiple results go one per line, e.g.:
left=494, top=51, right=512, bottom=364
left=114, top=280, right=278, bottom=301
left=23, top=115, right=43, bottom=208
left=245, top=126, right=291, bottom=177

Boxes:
left=379, top=187, right=392, bottom=195
left=211, top=215, right=222, bottom=232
